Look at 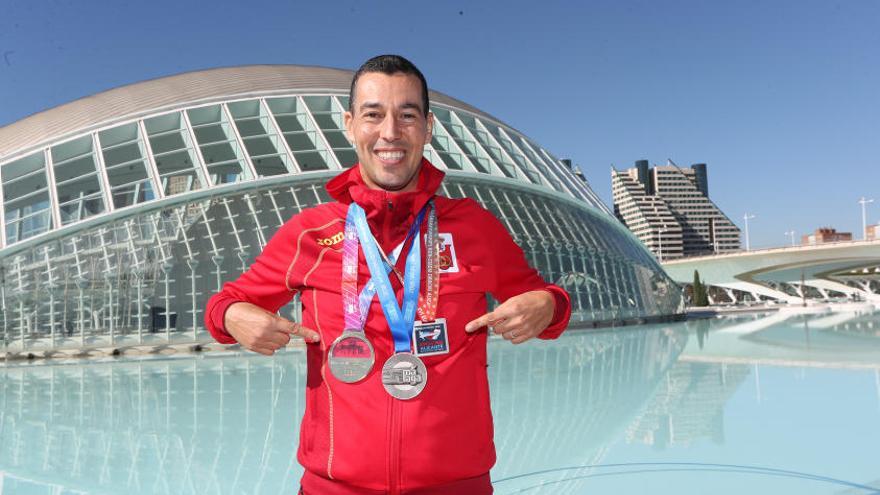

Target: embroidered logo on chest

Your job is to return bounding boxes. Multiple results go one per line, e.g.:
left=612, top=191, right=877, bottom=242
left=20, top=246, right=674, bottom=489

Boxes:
left=316, top=230, right=344, bottom=247
left=438, top=233, right=459, bottom=273
left=389, top=232, right=459, bottom=274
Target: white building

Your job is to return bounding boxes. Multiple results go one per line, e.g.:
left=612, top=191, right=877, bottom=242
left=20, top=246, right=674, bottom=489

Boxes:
left=612, top=160, right=740, bottom=259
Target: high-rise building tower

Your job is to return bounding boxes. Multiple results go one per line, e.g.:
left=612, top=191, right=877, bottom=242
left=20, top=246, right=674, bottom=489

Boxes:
left=612, top=160, right=741, bottom=260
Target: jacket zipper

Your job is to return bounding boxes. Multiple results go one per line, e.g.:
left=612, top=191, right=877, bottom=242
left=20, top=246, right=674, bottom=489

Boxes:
left=384, top=195, right=404, bottom=495
left=389, top=396, right=402, bottom=494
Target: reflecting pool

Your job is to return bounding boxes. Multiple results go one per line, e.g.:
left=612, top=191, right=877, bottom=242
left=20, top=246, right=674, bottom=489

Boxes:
left=2, top=306, right=880, bottom=494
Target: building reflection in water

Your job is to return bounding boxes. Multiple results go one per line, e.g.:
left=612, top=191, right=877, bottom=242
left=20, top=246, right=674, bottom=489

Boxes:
left=489, top=326, right=689, bottom=482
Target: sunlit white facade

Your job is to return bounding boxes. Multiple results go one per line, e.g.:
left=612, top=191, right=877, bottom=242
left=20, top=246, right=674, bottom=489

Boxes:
left=0, top=65, right=683, bottom=356
left=612, top=160, right=740, bottom=260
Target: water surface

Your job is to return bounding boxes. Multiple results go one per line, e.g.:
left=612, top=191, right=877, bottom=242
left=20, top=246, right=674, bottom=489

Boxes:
left=2, top=307, right=879, bottom=494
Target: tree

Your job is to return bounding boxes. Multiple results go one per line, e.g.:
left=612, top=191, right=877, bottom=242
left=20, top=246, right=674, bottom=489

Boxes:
left=692, top=270, right=709, bottom=307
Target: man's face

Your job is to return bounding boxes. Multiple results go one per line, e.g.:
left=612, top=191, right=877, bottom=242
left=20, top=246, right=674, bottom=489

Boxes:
left=344, top=72, right=433, bottom=193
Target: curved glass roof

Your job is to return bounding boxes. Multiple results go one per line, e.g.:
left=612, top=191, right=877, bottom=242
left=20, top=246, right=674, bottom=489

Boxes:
left=0, top=65, right=608, bottom=251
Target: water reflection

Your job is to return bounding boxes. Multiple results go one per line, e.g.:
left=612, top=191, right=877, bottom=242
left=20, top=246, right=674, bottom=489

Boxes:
left=1, top=312, right=879, bottom=494
left=489, top=326, right=688, bottom=481
left=0, top=355, right=308, bottom=495
left=681, top=306, right=880, bottom=368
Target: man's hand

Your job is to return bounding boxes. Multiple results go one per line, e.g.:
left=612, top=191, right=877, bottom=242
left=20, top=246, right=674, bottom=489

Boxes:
left=224, top=302, right=320, bottom=356
left=464, top=290, right=555, bottom=344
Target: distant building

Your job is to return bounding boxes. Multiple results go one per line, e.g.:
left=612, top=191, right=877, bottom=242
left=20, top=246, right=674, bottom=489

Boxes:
left=802, top=227, right=853, bottom=245
left=612, top=160, right=741, bottom=260
left=866, top=224, right=880, bottom=241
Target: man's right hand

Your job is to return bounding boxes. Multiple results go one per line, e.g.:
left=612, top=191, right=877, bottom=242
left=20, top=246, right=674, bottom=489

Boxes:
left=224, top=302, right=320, bottom=356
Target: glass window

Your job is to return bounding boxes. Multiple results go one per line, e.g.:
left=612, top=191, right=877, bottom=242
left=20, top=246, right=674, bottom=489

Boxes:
left=187, top=105, right=252, bottom=185
left=228, top=100, right=296, bottom=177
left=265, top=97, right=330, bottom=171
left=483, top=122, right=543, bottom=185
left=143, top=112, right=205, bottom=196
left=99, top=123, right=157, bottom=209
left=2, top=152, right=53, bottom=243
left=303, top=96, right=357, bottom=167
left=430, top=129, right=466, bottom=171
left=432, top=108, right=491, bottom=174
left=464, top=114, right=518, bottom=179
left=534, top=146, right=591, bottom=200
left=51, top=136, right=106, bottom=225
left=511, top=136, right=566, bottom=193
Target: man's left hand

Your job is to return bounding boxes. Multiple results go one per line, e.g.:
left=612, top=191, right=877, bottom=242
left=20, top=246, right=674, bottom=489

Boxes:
left=464, top=290, right=555, bottom=344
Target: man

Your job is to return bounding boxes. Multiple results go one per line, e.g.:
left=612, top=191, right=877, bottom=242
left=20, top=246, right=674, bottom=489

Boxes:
left=205, top=55, right=571, bottom=494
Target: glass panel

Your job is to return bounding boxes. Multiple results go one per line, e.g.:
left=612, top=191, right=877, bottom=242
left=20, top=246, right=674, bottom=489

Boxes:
left=305, top=96, right=356, bottom=167
left=2, top=152, right=53, bottom=243
left=538, top=147, right=592, bottom=202
left=99, top=123, right=156, bottom=208
left=187, top=105, right=250, bottom=185
left=337, top=96, right=351, bottom=113
left=228, top=100, right=294, bottom=177
left=430, top=133, right=465, bottom=170
left=423, top=147, right=445, bottom=169
left=266, top=97, right=329, bottom=172
left=511, top=135, right=565, bottom=192
left=433, top=108, right=491, bottom=174
left=295, top=151, right=330, bottom=171
left=534, top=146, right=590, bottom=203
left=465, top=115, right=518, bottom=179
left=484, top=123, right=543, bottom=185
left=51, top=136, right=106, bottom=225
left=144, top=112, right=204, bottom=196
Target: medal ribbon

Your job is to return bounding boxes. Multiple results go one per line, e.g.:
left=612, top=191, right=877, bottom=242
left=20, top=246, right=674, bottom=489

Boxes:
left=372, top=202, right=440, bottom=322
left=341, top=206, right=362, bottom=330
left=343, top=204, right=426, bottom=331
left=418, top=202, right=440, bottom=322
left=351, top=203, right=422, bottom=354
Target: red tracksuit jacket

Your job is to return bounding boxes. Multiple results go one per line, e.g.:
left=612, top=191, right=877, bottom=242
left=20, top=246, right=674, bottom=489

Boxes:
left=205, top=160, right=571, bottom=494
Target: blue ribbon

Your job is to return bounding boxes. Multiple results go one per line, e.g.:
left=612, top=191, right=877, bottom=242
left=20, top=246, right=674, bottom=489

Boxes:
left=350, top=203, right=423, bottom=354
left=355, top=205, right=427, bottom=327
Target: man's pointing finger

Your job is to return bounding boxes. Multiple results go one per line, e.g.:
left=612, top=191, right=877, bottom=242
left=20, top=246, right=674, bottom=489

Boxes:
left=465, top=312, right=494, bottom=333
left=278, top=318, right=320, bottom=343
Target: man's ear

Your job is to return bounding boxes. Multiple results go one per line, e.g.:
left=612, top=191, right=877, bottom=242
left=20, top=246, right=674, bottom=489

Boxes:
left=424, top=111, right=434, bottom=145
left=344, top=111, right=355, bottom=145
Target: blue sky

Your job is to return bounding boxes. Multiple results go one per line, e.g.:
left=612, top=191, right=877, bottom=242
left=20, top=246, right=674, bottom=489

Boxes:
left=1, top=0, right=877, bottom=249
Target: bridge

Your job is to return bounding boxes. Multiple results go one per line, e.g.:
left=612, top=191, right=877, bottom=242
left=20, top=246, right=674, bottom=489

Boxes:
left=662, top=240, right=880, bottom=304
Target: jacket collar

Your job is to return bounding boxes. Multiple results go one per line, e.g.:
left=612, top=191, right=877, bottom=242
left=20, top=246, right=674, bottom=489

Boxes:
left=326, top=158, right=445, bottom=217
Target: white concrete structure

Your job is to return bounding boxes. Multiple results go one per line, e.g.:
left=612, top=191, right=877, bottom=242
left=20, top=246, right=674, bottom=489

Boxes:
left=663, top=239, right=880, bottom=304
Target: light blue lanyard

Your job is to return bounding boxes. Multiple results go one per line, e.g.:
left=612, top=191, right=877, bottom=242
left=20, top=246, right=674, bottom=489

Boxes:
left=353, top=205, right=427, bottom=329
left=350, top=203, right=422, bottom=353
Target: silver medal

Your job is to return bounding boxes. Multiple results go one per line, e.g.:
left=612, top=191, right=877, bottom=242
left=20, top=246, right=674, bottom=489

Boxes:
left=381, top=352, right=427, bottom=400
left=328, top=331, right=375, bottom=383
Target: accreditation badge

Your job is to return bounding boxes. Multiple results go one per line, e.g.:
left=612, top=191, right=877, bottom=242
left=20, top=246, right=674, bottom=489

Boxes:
left=412, top=318, right=449, bottom=357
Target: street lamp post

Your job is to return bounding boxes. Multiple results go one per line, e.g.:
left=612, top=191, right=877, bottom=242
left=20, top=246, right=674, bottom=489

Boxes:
left=784, top=230, right=796, bottom=247
left=858, top=197, right=874, bottom=241
left=744, top=213, right=756, bottom=251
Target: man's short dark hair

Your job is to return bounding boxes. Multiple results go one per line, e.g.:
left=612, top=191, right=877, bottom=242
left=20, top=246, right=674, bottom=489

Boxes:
left=349, top=54, right=430, bottom=117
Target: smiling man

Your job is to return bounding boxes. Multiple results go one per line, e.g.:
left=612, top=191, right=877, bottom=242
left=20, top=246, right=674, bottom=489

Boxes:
left=345, top=68, right=429, bottom=193
left=205, top=55, right=571, bottom=495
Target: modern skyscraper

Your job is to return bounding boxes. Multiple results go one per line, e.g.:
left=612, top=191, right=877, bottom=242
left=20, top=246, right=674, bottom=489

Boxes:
left=612, top=160, right=740, bottom=260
